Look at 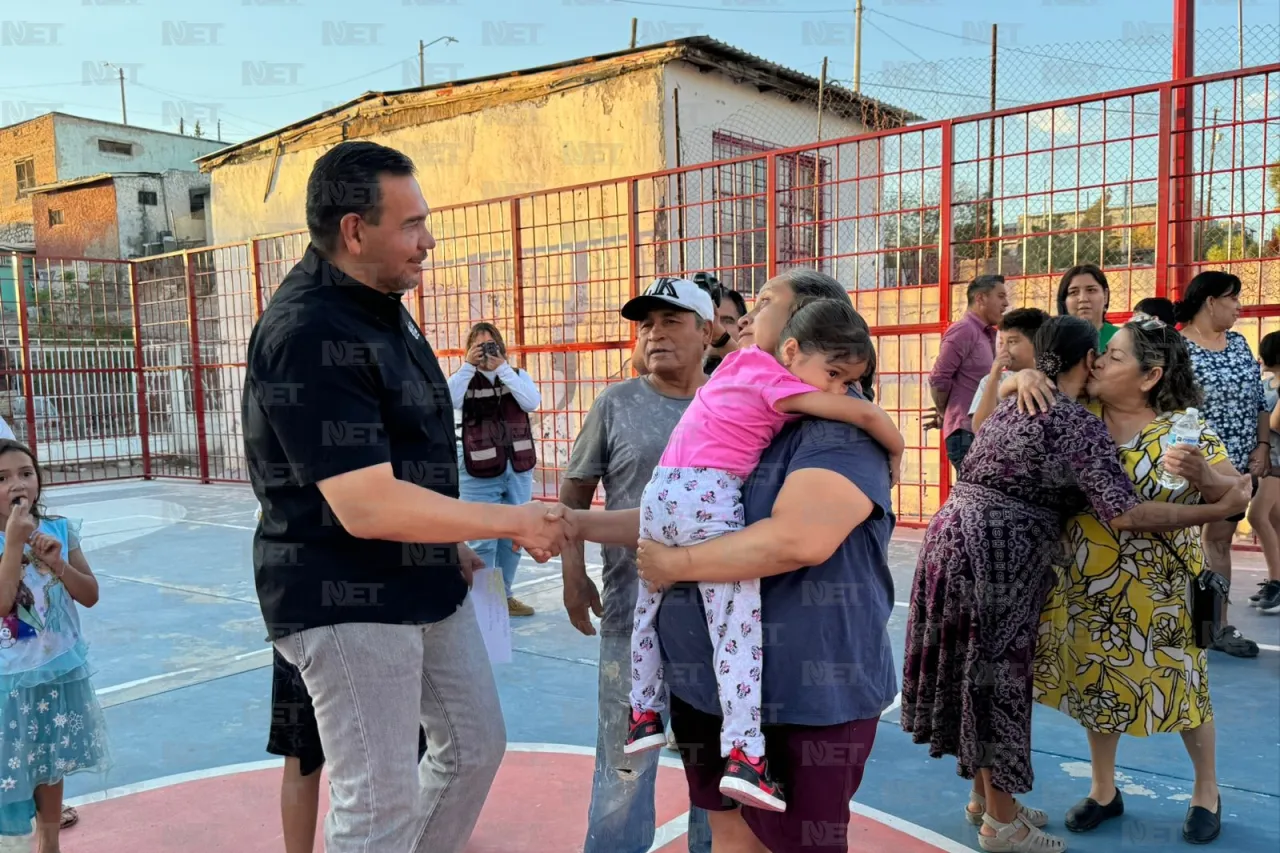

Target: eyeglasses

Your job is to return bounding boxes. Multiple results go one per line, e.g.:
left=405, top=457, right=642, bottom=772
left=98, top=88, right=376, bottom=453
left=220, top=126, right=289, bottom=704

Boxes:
left=1128, top=312, right=1166, bottom=330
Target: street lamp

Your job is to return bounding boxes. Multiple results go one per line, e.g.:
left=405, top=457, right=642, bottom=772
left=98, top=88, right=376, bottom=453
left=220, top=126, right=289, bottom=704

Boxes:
left=419, top=36, right=459, bottom=87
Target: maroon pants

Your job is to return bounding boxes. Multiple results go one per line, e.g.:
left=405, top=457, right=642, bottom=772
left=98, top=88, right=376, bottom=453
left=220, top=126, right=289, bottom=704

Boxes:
left=668, top=694, right=879, bottom=853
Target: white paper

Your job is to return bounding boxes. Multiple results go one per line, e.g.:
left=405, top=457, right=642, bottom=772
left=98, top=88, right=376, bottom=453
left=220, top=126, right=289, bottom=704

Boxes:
left=470, top=568, right=512, bottom=664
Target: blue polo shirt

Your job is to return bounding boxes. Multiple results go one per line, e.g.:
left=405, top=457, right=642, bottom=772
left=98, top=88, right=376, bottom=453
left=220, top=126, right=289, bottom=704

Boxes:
left=654, top=418, right=899, bottom=726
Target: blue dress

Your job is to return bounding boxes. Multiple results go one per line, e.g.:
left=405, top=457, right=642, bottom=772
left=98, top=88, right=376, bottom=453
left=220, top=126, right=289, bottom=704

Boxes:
left=0, top=517, right=110, bottom=836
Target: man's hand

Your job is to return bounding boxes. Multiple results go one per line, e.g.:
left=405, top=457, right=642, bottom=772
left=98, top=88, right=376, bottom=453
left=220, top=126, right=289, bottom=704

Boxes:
left=922, top=409, right=942, bottom=431
left=457, top=542, right=484, bottom=588
left=563, top=569, right=603, bottom=636
left=889, top=452, right=903, bottom=488
left=509, top=502, right=567, bottom=558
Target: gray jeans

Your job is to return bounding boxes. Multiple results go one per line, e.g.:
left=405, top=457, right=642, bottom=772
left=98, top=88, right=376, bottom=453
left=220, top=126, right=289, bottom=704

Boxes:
left=275, top=595, right=506, bottom=853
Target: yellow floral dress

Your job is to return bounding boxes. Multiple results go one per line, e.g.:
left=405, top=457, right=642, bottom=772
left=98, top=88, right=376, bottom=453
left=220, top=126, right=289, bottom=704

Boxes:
left=1034, top=407, right=1226, bottom=736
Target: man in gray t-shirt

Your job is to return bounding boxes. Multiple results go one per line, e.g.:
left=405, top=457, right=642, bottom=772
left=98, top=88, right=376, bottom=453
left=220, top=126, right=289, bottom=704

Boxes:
left=559, top=277, right=715, bottom=853
left=565, top=377, right=697, bottom=630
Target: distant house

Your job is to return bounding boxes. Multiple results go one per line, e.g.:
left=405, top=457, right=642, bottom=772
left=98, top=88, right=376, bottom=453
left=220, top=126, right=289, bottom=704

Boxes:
left=196, top=36, right=914, bottom=294
left=0, top=113, right=222, bottom=253
left=29, top=171, right=211, bottom=259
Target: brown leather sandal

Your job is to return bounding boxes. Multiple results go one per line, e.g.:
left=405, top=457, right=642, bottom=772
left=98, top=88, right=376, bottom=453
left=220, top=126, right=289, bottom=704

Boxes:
left=60, top=806, right=78, bottom=829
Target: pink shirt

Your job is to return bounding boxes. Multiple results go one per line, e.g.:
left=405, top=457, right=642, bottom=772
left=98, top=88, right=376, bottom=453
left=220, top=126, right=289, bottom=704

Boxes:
left=660, top=346, right=820, bottom=479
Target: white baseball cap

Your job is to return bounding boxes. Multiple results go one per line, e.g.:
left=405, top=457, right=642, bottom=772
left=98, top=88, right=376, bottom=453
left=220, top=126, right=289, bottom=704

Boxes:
left=620, top=277, right=716, bottom=323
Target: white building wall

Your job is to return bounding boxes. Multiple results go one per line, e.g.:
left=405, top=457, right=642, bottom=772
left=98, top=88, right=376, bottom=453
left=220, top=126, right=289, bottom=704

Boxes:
left=112, top=175, right=167, bottom=258
left=660, top=63, right=882, bottom=295
left=52, top=116, right=221, bottom=181
left=158, top=170, right=211, bottom=244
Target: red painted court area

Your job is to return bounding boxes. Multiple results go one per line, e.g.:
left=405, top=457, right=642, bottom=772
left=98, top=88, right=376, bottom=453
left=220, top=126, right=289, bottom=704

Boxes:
left=56, top=750, right=950, bottom=852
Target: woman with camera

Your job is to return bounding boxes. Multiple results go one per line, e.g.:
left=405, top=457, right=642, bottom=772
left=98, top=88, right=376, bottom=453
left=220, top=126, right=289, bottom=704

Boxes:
left=448, top=323, right=543, bottom=617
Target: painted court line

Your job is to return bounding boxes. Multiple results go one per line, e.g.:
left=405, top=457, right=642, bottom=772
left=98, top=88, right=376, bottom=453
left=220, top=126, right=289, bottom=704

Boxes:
left=61, top=744, right=965, bottom=852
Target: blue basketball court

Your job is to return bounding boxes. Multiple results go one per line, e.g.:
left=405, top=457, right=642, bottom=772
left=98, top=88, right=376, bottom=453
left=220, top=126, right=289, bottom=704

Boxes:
left=8, top=480, right=1275, bottom=852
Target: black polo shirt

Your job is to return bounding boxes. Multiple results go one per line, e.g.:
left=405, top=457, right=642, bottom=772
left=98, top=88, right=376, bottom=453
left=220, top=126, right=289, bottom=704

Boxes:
left=242, top=244, right=467, bottom=639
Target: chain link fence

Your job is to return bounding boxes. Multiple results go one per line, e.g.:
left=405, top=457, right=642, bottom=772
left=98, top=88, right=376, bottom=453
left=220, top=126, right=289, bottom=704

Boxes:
left=676, top=23, right=1278, bottom=170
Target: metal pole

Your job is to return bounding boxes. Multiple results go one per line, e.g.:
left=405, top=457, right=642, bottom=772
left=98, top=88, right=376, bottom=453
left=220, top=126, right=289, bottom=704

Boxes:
left=674, top=87, right=685, bottom=272
left=986, top=24, right=997, bottom=261
left=118, top=68, right=128, bottom=125
left=1237, top=0, right=1246, bottom=259
left=419, top=40, right=425, bottom=87
left=630, top=18, right=638, bottom=48
left=815, top=57, right=827, bottom=260
left=217, top=119, right=221, bottom=141
left=853, top=0, right=864, bottom=94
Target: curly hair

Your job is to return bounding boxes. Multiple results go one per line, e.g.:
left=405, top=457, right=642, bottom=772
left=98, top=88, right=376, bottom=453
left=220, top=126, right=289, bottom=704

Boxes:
left=1123, top=322, right=1204, bottom=413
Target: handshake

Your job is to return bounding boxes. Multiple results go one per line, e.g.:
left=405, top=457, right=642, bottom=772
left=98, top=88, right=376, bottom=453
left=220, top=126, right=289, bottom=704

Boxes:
left=508, top=501, right=581, bottom=562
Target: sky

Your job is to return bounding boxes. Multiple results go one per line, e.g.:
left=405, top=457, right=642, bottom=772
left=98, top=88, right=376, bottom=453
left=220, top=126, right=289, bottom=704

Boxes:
left=0, top=0, right=1271, bottom=145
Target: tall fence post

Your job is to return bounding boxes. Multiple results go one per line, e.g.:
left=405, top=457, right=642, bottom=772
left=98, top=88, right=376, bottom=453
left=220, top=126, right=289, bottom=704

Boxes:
left=765, top=152, right=778, bottom=281
left=10, top=257, right=38, bottom=456
left=937, top=121, right=955, bottom=505
left=249, top=237, right=264, bottom=321
left=510, top=198, right=526, bottom=370
left=184, top=252, right=211, bottom=483
left=1169, top=0, right=1195, bottom=300
left=127, top=261, right=153, bottom=479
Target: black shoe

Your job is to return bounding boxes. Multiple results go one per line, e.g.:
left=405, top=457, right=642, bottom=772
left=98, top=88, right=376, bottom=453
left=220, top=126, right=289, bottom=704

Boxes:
left=1183, top=795, right=1221, bottom=844
left=1249, top=580, right=1270, bottom=605
left=1210, top=625, right=1259, bottom=658
left=1257, top=580, right=1280, bottom=614
left=1065, top=788, right=1124, bottom=833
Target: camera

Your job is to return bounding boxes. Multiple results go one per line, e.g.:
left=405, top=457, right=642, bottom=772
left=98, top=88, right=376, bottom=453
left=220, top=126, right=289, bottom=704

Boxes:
left=481, top=341, right=501, bottom=359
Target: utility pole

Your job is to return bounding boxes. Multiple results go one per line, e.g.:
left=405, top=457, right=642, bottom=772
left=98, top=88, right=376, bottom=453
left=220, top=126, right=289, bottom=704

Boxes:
left=630, top=17, right=637, bottom=48
left=103, top=63, right=128, bottom=124
left=419, top=35, right=458, bottom=87
left=217, top=119, right=222, bottom=142
left=853, top=0, right=864, bottom=94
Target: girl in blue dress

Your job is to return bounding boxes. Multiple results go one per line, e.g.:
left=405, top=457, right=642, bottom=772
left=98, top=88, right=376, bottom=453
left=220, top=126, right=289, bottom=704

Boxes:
left=0, top=440, right=109, bottom=851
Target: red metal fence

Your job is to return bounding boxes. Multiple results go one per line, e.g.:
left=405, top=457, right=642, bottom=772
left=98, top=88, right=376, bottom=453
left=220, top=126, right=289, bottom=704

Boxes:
left=2, top=63, right=1278, bottom=527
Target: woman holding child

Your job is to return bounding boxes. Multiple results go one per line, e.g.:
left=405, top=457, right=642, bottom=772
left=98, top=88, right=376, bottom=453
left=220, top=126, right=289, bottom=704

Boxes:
left=569, top=269, right=900, bottom=853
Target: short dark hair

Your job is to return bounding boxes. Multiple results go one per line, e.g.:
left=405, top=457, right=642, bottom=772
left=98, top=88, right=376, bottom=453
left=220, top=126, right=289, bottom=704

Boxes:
left=305, top=141, right=416, bottom=254
left=1034, top=315, right=1098, bottom=379
left=999, top=307, right=1048, bottom=336
left=1056, top=264, right=1110, bottom=315
left=1173, top=271, right=1242, bottom=325
left=1133, top=297, right=1176, bottom=326
left=1123, top=320, right=1203, bottom=412
left=721, top=289, right=747, bottom=318
left=967, top=274, right=1004, bottom=305
left=1260, top=331, right=1280, bottom=368
left=777, top=298, right=875, bottom=368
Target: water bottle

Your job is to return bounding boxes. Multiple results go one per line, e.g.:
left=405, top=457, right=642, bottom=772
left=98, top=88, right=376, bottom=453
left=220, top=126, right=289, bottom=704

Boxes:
left=1157, top=408, right=1202, bottom=491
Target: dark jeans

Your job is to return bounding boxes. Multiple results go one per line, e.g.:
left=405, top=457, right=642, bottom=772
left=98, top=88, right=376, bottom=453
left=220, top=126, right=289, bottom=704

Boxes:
left=945, top=429, right=975, bottom=473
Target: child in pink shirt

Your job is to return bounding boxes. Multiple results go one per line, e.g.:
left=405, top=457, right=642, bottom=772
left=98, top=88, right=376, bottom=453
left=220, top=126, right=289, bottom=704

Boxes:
left=624, top=298, right=905, bottom=812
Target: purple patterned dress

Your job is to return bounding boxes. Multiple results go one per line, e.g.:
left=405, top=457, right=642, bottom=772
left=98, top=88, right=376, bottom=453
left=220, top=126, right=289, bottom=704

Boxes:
left=900, top=394, right=1140, bottom=794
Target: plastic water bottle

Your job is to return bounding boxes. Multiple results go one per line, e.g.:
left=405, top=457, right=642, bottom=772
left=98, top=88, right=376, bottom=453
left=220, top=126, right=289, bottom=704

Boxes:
left=1157, top=408, right=1202, bottom=491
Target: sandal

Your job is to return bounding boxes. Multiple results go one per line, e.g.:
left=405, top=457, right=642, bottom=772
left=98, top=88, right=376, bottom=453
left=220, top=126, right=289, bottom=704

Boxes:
left=60, top=806, right=78, bottom=829
left=979, top=814, right=1067, bottom=852
left=967, top=792, right=1049, bottom=828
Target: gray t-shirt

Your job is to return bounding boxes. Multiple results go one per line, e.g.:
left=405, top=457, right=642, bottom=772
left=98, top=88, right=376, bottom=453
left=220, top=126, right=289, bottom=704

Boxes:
left=565, top=376, right=695, bottom=634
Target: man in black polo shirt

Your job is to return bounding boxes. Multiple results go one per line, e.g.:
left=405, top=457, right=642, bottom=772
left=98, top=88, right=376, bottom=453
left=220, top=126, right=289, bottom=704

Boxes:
left=242, top=140, right=567, bottom=853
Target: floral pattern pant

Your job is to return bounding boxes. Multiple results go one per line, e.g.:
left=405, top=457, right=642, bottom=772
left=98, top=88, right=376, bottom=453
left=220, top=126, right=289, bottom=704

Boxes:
left=631, top=465, right=765, bottom=759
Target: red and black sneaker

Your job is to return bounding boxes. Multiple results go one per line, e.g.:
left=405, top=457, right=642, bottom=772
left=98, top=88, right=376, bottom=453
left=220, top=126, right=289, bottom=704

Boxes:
left=624, top=709, right=667, bottom=754
left=718, top=747, right=786, bottom=812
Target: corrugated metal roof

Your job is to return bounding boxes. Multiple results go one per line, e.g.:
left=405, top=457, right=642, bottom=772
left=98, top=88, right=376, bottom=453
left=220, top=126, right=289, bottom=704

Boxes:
left=195, top=35, right=917, bottom=166
left=26, top=171, right=162, bottom=194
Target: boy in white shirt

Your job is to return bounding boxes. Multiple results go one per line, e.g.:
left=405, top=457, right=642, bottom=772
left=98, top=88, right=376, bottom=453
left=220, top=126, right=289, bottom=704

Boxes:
left=969, top=308, right=1049, bottom=433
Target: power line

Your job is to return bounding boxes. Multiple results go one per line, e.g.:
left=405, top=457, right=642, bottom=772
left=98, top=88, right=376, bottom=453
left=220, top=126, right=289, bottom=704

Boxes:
left=609, top=0, right=850, bottom=12
left=864, top=8, right=1167, bottom=78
